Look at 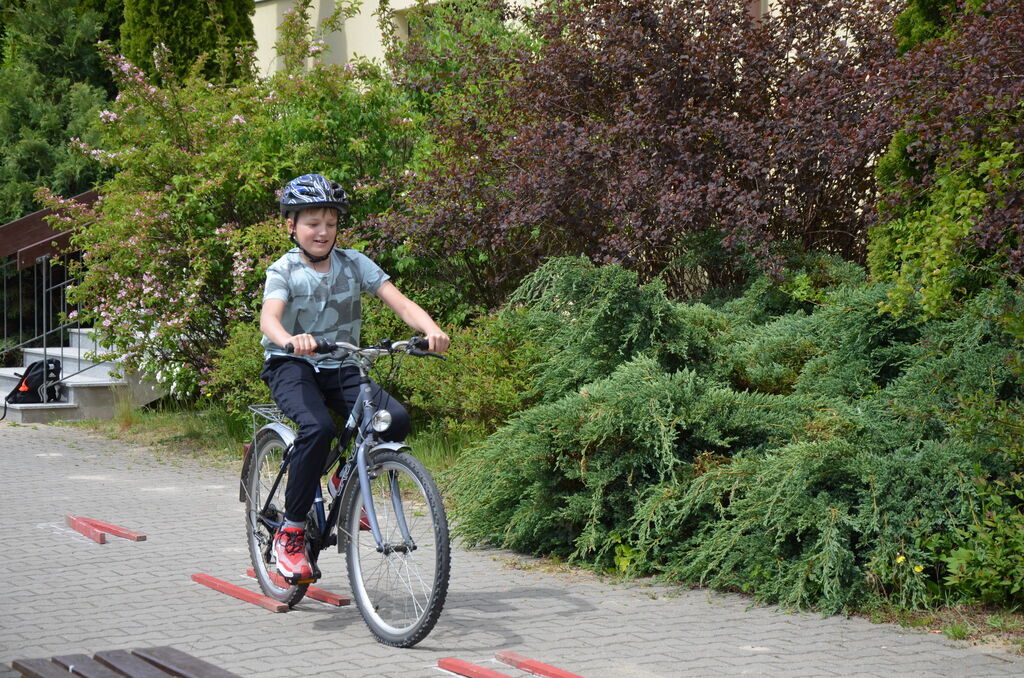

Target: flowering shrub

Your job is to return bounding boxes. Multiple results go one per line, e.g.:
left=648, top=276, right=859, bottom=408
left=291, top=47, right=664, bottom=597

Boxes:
left=42, top=8, right=426, bottom=396
left=202, top=320, right=271, bottom=426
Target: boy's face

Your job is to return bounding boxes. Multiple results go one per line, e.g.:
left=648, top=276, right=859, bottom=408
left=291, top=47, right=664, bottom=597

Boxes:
left=288, top=208, right=338, bottom=260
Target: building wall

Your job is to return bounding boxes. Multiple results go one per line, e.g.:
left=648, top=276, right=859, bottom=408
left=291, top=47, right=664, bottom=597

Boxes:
left=253, top=0, right=774, bottom=76
left=253, top=0, right=417, bottom=76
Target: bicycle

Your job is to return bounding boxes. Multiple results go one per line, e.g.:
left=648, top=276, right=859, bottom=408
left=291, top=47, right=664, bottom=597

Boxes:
left=239, top=337, right=450, bottom=648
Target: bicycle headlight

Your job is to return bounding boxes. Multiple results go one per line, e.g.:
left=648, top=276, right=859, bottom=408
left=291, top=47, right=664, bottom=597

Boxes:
left=370, top=409, right=392, bottom=433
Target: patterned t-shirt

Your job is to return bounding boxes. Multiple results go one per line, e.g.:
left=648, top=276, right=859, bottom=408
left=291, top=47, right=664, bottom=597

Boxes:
left=261, top=248, right=390, bottom=368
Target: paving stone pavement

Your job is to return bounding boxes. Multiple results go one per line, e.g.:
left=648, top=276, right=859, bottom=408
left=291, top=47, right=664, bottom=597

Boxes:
left=2, top=421, right=1023, bottom=678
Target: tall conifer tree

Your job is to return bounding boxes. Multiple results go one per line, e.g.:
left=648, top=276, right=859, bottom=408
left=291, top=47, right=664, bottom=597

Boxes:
left=121, top=0, right=254, bottom=81
left=0, top=0, right=108, bottom=222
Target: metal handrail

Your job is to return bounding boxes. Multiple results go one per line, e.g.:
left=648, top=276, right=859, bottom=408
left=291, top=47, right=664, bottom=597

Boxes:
left=1, top=252, right=106, bottom=390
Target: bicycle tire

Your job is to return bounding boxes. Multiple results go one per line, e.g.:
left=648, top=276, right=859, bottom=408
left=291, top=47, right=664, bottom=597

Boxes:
left=243, top=428, right=309, bottom=606
left=341, top=450, right=450, bottom=647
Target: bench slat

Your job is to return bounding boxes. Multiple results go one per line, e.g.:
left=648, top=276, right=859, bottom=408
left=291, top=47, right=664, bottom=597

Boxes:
left=12, top=658, right=73, bottom=678
left=131, top=647, right=243, bottom=678
left=94, top=650, right=176, bottom=678
left=53, top=654, right=124, bottom=678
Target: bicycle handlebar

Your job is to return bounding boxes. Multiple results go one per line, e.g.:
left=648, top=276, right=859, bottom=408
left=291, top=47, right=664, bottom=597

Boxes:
left=283, top=336, right=445, bottom=361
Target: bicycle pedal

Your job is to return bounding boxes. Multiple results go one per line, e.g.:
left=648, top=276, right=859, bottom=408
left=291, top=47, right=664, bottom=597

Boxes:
left=280, top=572, right=319, bottom=585
left=278, top=561, right=321, bottom=585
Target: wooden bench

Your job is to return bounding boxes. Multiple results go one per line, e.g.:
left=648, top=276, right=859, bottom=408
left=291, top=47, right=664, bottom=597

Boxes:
left=12, top=646, right=243, bottom=678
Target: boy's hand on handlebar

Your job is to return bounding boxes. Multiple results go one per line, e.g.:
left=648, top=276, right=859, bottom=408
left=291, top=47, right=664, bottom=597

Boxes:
left=284, top=333, right=318, bottom=356
left=425, top=330, right=450, bottom=354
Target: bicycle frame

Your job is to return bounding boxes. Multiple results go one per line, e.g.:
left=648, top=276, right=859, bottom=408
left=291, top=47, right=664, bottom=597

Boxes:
left=252, top=342, right=421, bottom=556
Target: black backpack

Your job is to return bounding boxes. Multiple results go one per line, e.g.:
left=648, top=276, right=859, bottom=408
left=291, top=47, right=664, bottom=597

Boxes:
left=2, top=358, right=65, bottom=420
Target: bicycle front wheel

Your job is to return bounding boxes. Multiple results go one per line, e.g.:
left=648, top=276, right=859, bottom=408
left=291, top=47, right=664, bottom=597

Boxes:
left=342, top=450, right=450, bottom=647
left=243, top=429, right=308, bottom=606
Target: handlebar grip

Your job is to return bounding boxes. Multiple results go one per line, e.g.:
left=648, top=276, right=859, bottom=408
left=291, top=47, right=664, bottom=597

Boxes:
left=407, top=336, right=446, bottom=360
left=316, top=337, right=334, bottom=354
left=283, top=338, right=334, bottom=355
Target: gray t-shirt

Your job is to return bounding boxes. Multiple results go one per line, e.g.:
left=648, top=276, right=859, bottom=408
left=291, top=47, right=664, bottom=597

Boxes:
left=261, top=248, right=390, bottom=368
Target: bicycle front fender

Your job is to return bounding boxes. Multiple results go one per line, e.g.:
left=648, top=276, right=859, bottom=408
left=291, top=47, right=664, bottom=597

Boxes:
left=367, top=441, right=411, bottom=455
left=239, top=423, right=297, bottom=502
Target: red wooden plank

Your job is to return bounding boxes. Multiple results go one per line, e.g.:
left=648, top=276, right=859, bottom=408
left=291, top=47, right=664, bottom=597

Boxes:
left=245, top=568, right=350, bottom=606
left=65, top=514, right=106, bottom=544
left=436, top=658, right=513, bottom=678
left=191, top=573, right=288, bottom=612
left=78, top=517, right=147, bottom=542
left=495, top=651, right=584, bottom=678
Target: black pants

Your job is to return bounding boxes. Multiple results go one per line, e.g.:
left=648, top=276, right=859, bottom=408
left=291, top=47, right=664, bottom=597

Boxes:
left=261, top=358, right=411, bottom=523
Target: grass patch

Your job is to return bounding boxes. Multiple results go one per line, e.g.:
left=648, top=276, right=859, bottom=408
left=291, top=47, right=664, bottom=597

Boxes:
left=407, top=424, right=480, bottom=475
left=68, top=399, right=474, bottom=475
left=987, top=614, right=1024, bottom=633
left=943, top=623, right=972, bottom=640
left=866, top=603, right=1024, bottom=653
left=67, top=399, right=247, bottom=469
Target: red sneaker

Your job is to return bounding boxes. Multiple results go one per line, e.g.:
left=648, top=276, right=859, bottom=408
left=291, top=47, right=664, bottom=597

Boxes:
left=273, top=526, right=314, bottom=582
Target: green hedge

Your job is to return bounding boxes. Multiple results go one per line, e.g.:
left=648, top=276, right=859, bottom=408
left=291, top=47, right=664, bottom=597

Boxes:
left=447, top=256, right=1024, bottom=612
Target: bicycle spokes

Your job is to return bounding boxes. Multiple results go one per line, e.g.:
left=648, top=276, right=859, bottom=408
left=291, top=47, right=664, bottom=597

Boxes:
left=244, top=430, right=310, bottom=607
left=344, top=451, right=450, bottom=647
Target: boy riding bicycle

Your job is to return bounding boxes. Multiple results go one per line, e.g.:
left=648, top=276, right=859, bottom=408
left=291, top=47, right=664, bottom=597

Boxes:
left=259, top=173, right=449, bottom=583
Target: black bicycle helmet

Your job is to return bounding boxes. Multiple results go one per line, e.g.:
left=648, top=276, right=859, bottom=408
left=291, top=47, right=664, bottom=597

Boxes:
left=279, top=174, right=349, bottom=263
left=279, top=173, right=349, bottom=219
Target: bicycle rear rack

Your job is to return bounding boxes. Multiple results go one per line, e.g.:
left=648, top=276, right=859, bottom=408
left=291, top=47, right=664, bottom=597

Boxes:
left=248, top=403, right=292, bottom=442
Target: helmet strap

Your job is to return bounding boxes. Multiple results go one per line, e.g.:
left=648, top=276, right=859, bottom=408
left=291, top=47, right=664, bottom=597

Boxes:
left=289, top=233, right=336, bottom=263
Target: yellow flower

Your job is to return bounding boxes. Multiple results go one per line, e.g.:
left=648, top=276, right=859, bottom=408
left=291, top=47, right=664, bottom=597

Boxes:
left=896, top=555, right=906, bottom=564
left=914, top=565, right=924, bottom=573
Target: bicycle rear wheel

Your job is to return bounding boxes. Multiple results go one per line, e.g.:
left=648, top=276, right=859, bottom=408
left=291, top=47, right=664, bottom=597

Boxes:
left=342, top=450, right=450, bottom=647
left=243, top=429, right=308, bottom=606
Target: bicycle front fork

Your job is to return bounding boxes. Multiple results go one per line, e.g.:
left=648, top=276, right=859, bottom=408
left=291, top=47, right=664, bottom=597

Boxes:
left=354, top=442, right=417, bottom=553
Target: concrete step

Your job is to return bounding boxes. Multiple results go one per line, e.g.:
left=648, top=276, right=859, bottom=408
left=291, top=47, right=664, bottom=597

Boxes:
left=0, top=367, right=124, bottom=393
left=20, top=346, right=118, bottom=379
left=67, top=327, right=111, bottom=352
left=0, top=400, right=80, bottom=424
left=0, top=367, right=165, bottom=424
left=3, top=328, right=164, bottom=423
